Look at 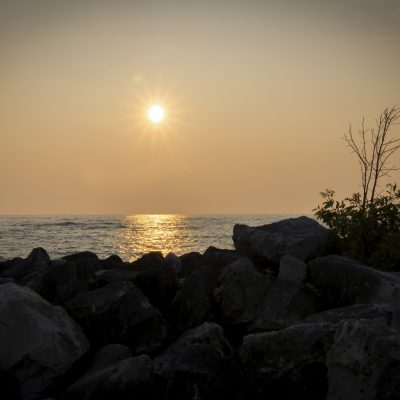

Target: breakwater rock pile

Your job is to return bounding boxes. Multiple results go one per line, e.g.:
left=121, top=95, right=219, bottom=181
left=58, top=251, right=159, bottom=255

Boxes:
left=1, top=216, right=400, bottom=400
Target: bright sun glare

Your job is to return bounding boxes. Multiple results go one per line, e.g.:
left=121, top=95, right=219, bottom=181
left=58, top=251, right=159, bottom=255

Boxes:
left=148, top=104, right=165, bottom=124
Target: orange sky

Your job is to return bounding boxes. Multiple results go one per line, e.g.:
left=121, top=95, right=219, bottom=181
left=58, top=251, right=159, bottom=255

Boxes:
left=1, top=0, right=399, bottom=214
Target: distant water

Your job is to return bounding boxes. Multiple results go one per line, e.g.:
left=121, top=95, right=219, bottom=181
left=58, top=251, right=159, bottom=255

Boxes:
left=0, top=214, right=303, bottom=261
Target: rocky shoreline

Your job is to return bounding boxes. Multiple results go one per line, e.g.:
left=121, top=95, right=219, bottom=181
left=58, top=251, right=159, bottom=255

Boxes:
left=1, top=216, right=400, bottom=400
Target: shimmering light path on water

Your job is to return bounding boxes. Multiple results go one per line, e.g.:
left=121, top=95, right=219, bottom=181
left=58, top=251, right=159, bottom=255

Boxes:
left=0, top=214, right=302, bottom=261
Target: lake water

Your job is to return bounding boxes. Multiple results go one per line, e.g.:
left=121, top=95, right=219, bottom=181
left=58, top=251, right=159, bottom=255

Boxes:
left=0, top=214, right=303, bottom=261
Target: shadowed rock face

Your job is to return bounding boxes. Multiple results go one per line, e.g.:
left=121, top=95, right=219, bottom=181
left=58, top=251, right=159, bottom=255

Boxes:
left=170, top=264, right=220, bottom=333
left=215, top=258, right=319, bottom=337
left=42, top=258, right=99, bottom=304
left=63, top=281, right=167, bottom=353
left=154, top=322, right=238, bottom=400
left=0, top=248, right=51, bottom=295
left=233, top=216, right=329, bottom=263
left=240, top=322, right=335, bottom=400
left=308, top=255, right=400, bottom=309
left=65, top=351, right=157, bottom=400
left=0, top=283, right=89, bottom=400
left=326, top=319, right=400, bottom=400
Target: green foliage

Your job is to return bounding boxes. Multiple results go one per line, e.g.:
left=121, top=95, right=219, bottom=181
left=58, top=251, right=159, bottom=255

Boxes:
left=314, top=184, right=400, bottom=270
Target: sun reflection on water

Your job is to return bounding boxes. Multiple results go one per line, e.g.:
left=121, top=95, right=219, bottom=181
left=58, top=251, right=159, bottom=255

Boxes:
left=117, top=214, right=191, bottom=260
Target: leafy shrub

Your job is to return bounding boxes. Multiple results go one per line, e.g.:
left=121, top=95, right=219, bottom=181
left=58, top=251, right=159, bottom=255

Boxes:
left=314, top=184, right=400, bottom=270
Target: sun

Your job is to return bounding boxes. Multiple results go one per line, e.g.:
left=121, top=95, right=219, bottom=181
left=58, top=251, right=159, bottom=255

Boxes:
left=148, top=104, right=165, bottom=124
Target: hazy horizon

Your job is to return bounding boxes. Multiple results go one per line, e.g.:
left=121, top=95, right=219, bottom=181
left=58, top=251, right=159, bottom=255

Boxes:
left=1, top=0, right=399, bottom=215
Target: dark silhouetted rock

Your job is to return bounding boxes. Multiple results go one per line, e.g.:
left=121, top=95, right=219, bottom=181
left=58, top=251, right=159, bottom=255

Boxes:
left=308, top=255, right=400, bottom=310
left=240, top=322, right=335, bottom=400
left=63, top=281, right=167, bottom=353
left=0, top=248, right=51, bottom=295
left=85, top=344, right=132, bottom=374
left=94, top=269, right=140, bottom=287
left=170, top=265, right=219, bottom=332
left=279, top=254, right=307, bottom=285
left=101, top=254, right=124, bottom=270
left=64, top=353, right=156, bottom=400
left=154, top=322, right=237, bottom=400
left=134, top=265, right=177, bottom=308
left=0, top=283, right=89, bottom=400
left=202, top=246, right=241, bottom=270
left=94, top=265, right=177, bottom=309
left=326, top=319, right=400, bottom=400
left=130, top=252, right=166, bottom=272
left=165, top=253, right=182, bottom=275
left=215, top=258, right=318, bottom=337
left=233, top=216, right=329, bottom=262
left=178, top=252, right=204, bottom=278
left=215, top=258, right=270, bottom=331
left=63, top=251, right=99, bottom=263
left=42, top=258, right=99, bottom=304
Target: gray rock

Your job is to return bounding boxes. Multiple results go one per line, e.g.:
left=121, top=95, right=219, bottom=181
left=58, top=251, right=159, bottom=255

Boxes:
left=308, top=255, right=400, bottom=309
left=134, top=264, right=177, bottom=308
left=240, top=322, right=335, bottom=400
left=0, top=248, right=51, bottom=295
left=0, top=283, right=89, bottom=400
left=279, top=254, right=307, bottom=285
left=165, top=253, right=182, bottom=275
left=215, top=258, right=318, bottom=336
left=85, top=344, right=132, bottom=374
left=202, top=246, right=241, bottom=270
left=154, top=322, right=237, bottom=400
left=178, top=252, right=204, bottom=278
left=170, top=265, right=219, bottom=332
left=63, top=281, right=167, bottom=353
left=130, top=251, right=166, bottom=272
left=100, top=254, right=124, bottom=269
left=326, top=319, right=400, bottom=400
left=65, top=354, right=156, bottom=400
left=94, top=266, right=177, bottom=309
left=63, top=251, right=99, bottom=263
left=233, top=216, right=329, bottom=262
left=42, top=257, right=99, bottom=304
left=94, top=269, right=140, bottom=286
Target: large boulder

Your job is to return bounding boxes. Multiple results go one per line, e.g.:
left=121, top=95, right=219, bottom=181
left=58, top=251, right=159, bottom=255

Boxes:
left=0, top=248, right=51, bottom=294
left=42, top=256, right=99, bottom=304
left=0, top=283, right=89, bottom=400
left=93, top=269, right=140, bottom=287
left=278, top=255, right=307, bottom=286
left=215, top=258, right=318, bottom=338
left=178, top=252, right=204, bottom=278
left=170, top=265, right=219, bottom=333
left=202, top=246, right=241, bottom=271
left=63, top=281, right=167, bottom=353
left=240, top=322, right=335, bottom=400
left=308, top=255, right=400, bottom=309
left=233, top=216, right=329, bottom=262
left=100, top=254, right=125, bottom=269
left=134, top=265, right=177, bottom=309
left=130, top=252, right=166, bottom=272
left=326, top=319, right=400, bottom=400
left=93, top=267, right=177, bottom=310
left=154, top=322, right=238, bottom=400
left=64, top=351, right=157, bottom=400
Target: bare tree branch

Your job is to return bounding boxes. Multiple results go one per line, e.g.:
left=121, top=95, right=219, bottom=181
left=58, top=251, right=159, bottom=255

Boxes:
left=343, top=105, right=400, bottom=211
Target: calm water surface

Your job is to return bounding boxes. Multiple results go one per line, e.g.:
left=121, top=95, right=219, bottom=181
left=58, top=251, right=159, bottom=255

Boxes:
left=0, top=214, right=301, bottom=261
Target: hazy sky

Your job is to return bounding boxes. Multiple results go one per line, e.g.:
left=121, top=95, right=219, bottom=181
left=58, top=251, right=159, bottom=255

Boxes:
left=1, top=0, right=399, bottom=214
